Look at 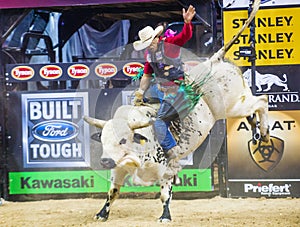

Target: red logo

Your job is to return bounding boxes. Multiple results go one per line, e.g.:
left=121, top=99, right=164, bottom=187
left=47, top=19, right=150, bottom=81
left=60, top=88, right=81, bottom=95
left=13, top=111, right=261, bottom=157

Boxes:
left=95, top=63, right=117, bottom=78
left=39, top=65, right=62, bottom=80
left=11, top=66, right=34, bottom=80
left=68, top=64, right=89, bottom=78
left=123, top=62, right=144, bottom=77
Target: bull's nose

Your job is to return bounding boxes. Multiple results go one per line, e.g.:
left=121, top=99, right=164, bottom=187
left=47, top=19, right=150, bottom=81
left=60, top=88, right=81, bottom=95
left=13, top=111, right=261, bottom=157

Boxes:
left=100, top=158, right=116, bottom=169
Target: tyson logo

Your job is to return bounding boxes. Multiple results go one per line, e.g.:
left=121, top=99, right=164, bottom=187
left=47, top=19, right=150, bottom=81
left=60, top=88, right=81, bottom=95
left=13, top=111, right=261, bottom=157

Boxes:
left=68, top=64, right=89, bottom=79
left=11, top=66, right=35, bottom=81
left=95, top=63, right=117, bottom=78
left=123, top=62, right=144, bottom=77
left=40, top=65, right=63, bottom=80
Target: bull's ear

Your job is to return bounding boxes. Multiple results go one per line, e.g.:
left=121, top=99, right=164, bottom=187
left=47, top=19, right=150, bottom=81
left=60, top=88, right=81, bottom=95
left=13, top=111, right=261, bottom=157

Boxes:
left=83, top=116, right=107, bottom=128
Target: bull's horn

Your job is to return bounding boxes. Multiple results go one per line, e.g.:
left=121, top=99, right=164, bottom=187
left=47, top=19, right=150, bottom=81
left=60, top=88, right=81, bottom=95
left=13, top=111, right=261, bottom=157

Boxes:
left=210, top=0, right=261, bottom=62
left=83, top=116, right=107, bottom=128
left=127, top=117, right=155, bottom=130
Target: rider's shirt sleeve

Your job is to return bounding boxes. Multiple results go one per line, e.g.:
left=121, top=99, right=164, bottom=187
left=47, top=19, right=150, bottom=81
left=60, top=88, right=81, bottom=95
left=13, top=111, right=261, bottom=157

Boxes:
left=163, top=22, right=193, bottom=58
left=144, top=61, right=153, bottom=75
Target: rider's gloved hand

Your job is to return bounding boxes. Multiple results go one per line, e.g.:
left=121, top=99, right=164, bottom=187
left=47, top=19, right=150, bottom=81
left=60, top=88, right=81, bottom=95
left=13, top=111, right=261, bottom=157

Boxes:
left=133, top=88, right=145, bottom=106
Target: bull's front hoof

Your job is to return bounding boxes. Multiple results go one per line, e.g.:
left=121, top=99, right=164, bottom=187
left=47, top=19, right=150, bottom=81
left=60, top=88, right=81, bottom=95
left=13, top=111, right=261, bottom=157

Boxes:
left=158, top=209, right=171, bottom=223
left=94, top=214, right=108, bottom=222
left=94, top=209, right=109, bottom=222
left=158, top=217, right=171, bottom=223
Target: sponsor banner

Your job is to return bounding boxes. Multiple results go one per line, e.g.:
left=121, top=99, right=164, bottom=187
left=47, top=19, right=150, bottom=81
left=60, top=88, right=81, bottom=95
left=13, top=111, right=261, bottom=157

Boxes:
left=223, top=7, right=300, bottom=66
left=227, top=181, right=300, bottom=198
left=6, top=60, right=203, bottom=83
left=6, top=61, right=144, bottom=82
left=68, top=64, right=90, bottom=79
left=227, top=110, right=300, bottom=197
left=22, top=92, right=90, bottom=168
left=241, top=65, right=300, bottom=110
left=223, top=0, right=300, bottom=8
left=95, top=63, right=118, bottom=78
left=39, top=65, right=63, bottom=80
left=0, top=0, right=153, bottom=9
left=9, top=169, right=212, bottom=194
left=122, top=62, right=144, bottom=77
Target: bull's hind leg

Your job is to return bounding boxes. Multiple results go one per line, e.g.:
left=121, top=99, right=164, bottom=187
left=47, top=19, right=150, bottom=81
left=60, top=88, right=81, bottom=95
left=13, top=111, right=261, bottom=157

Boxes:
left=254, top=95, right=270, bottom=142
left=246, top=95, right=269, bottom=143
left=158, top=179, right=173, bottom=222
left=232, top=94, right=269, bottom=143
left=246, top=114, right=261, bottom=142
left=95, top=168, right=127, bottom=221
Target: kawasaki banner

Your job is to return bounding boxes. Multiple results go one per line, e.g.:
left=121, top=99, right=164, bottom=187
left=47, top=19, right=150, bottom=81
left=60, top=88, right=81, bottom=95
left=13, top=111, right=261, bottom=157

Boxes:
left=9, top=169, right=212, bottom=194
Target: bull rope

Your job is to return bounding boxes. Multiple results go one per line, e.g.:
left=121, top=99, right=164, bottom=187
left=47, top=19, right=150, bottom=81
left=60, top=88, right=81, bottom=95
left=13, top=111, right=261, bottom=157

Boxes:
left=210, top=0, right=261, bottom=62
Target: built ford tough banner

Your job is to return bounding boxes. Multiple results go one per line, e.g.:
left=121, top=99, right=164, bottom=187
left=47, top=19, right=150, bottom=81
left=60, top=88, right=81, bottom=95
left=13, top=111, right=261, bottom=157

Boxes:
left=21, top=92, right=90, bottom=168
left=6, top=89, right=213, bottom=196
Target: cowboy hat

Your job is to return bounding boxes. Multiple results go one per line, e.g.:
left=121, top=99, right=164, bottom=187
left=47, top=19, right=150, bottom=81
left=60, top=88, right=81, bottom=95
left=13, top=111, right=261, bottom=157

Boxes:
left=133, top=25, right=164, bottom=51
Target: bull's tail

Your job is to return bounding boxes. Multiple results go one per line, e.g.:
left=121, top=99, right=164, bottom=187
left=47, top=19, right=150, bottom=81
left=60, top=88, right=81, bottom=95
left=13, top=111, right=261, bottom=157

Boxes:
left=210, top=0, right=261, bottom=62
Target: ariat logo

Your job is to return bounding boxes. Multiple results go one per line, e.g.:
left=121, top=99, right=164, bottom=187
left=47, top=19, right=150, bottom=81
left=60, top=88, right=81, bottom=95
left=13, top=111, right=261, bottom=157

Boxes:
left=248, top=136, right=284, bottom=172
left=122, top=62, right=144, bottom=77
left=11, top=66, right=35, bottom=80
left=68, top=64, right=89, bottom=78
left=95, top=63, right=117, bottom=78
left=40, top=65, right=62, bottom=80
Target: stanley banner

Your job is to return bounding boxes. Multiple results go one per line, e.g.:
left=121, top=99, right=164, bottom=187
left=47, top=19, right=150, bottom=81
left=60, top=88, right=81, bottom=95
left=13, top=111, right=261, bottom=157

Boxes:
left=223, top=6, right=300, bottom=66
left=227, top=110, right=300, bottom=197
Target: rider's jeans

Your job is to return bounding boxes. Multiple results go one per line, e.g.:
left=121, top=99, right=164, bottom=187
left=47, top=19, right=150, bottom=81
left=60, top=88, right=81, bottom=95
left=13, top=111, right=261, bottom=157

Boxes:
left=154, top=98, right=177, bottom=151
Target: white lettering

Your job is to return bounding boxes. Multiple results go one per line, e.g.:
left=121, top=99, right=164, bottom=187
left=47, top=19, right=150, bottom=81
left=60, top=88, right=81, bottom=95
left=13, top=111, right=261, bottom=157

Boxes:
left=244, top=183, right=291, bottom=196
left=70, top=68, right=87, bottom=75
left=126, top=66, right=139, bottom=74
left=29, top=100, right=82, bottom=120
left=99, top=67, right=115, bottom=74
left=30, top=143, right=82, bottom=159
left=42, top=69, right=60, bottom=76
left=15, top=69, right=32, bottom=76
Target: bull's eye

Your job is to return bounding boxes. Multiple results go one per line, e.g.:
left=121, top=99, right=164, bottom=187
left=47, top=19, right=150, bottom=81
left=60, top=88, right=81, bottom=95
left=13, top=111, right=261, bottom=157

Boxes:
left=119, top=138, right=127, bottom=145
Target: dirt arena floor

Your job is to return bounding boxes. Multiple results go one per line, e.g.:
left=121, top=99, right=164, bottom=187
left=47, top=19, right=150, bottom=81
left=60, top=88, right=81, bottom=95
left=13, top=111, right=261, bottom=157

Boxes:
left=1, top=196, right=300, bottom=227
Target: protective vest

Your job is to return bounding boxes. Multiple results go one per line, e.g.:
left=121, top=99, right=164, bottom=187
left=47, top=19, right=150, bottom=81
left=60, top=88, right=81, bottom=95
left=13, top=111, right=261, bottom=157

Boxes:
left=147, top=41, right=184, bottom=83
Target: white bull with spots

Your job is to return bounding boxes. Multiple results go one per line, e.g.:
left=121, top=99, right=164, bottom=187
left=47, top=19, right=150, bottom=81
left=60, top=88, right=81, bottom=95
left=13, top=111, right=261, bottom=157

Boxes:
left=84, top=0, right=268, bottom=222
